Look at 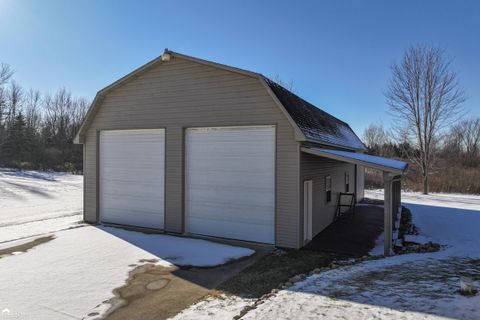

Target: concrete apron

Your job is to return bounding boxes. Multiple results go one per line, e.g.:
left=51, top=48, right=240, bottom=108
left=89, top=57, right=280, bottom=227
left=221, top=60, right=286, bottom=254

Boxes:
left=101, top=250, right=267, bottom=320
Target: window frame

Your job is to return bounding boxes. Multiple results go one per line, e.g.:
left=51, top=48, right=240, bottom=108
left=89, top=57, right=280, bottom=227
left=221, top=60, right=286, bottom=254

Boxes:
left=325, top=175, right=332, bottom=203
left=345, top=172, right=350, bottom=193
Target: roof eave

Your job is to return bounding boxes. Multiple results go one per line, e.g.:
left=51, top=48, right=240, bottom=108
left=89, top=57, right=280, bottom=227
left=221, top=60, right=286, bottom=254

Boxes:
left=74, top=52, right=170, bottom=143
left=303, top=138, right=367, bottom=153
left=74, top=94, right=105, bottom=144
left=301, top=147, right=408, bottom=175
left=167, top=50, right=262, bottom=79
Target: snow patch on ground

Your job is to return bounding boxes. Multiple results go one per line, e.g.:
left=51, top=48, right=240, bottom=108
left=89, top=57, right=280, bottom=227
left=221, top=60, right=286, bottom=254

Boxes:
left=176, top=192, right=480, bottom=320
left=369, top=231, right=385, bottom=256
left=368, top=205, right=402, bottom=256
left=171, top=294, right=254, bottom=320
left=0, top=168, right=84, bottom=244
left=0, top=226, right=254, bottom=320
left=404, top=234, right=431, bottom=244
left=0, top=214, right=83, bottom=243
left=99, top=226, right=255, bottom=267
left=366, top=189, right=480, bottom=211
left=0, top=168, right=83, bottom=232
left=366, top=189, right=480, bottom=256
left=0, top=236, right=45, bottom=250
left=243, top=254, right=480, bottom=320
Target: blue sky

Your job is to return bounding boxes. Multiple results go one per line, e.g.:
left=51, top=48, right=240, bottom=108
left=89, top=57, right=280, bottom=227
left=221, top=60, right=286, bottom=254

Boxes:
left=0, top=0, right=479, bottom=135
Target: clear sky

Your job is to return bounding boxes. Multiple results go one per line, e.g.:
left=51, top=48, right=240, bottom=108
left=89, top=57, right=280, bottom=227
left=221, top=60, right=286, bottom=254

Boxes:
left=0, top=0, right=479, bottom=135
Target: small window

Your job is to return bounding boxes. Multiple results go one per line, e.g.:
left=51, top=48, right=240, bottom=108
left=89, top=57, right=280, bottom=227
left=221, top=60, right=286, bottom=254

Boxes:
left=325, top=175, right=332, bottom=203
left=345, top=172, right=350, bottom=192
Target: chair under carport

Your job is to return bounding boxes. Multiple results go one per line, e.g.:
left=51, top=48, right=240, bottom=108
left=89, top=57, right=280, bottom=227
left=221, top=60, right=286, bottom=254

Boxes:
left=301, top=147, right=408, bottom=256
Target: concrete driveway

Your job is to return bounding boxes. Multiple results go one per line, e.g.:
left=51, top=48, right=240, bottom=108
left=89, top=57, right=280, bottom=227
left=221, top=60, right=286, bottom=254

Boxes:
left=103, top=250, right=267, bottom=320
left=0, top=224, right=265, bottom=320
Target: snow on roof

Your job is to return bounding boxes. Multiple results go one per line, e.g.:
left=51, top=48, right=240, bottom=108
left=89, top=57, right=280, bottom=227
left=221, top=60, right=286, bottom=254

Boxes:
left=302, top=147, right=408, bottom=174
left=266, top=79, right=367, bottom=151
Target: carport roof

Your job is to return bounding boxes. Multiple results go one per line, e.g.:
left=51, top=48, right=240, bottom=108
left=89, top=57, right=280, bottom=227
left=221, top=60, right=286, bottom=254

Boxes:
left=301, top=147, right=408, bottom=174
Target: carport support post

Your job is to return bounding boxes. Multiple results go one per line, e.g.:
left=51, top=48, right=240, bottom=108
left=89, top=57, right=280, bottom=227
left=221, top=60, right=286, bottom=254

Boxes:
left=383, top=172, right=394, bottom=256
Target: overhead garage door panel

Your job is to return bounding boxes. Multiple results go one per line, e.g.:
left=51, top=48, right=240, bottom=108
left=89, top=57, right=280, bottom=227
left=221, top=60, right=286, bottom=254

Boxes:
left=100, top=129, right=165, bottom=229
left=186, top=126, right=275, bottom=244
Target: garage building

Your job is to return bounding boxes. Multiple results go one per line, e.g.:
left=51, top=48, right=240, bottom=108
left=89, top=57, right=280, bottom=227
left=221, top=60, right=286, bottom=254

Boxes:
left=75, top=50, right=403, bottom=250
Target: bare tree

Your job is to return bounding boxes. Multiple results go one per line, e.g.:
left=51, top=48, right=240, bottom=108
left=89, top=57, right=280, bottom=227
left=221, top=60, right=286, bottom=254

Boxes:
left=4, top=81, right=23, bottom=127
left=0, top=63, right=13, bottom=86
left=43, top=88, right=89, bottom=163
left=43, top=89, right=72, bottom=157
left=0, top=63, right=14, bottom=126
left=0, top=61, right=88, bottom=170
left=69, top=97, right=89, bottom=141
left=456, top=118, right=480, bottom=165
left=463, top=119, right=480, bottom=163
left=443, top=123, right=464, bottom=160
left=25, top=89, right=42, bottom=132
left=362, top=124, right=388, bottom=149
left=386, top=44, right=466, bottom=194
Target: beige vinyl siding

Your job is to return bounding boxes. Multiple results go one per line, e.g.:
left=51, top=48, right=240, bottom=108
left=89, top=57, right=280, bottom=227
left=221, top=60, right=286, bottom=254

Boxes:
left=83, top=129, right=98, bottom=223
left=299, top=151, right=356, bottom=240
left=83, top=57, right=300, bottom=248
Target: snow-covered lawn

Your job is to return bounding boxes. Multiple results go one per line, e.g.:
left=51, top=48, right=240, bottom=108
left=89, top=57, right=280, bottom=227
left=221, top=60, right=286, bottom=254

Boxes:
left=174, top=294, right=254, bottom=320
left=173, top=192, right=480, bottom=320
left=0, top=169, right=254, bottom=319
left=0, top=226, right=254, bottom=320
left=366, top=189, right=480, bottom=211
left=0, top=214, right=82, bottom=243
left=0, top=169, right=83, bottom=241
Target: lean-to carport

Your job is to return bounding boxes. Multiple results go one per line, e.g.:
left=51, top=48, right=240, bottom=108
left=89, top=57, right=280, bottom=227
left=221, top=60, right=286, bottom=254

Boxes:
left=301, top=147, right=408, bottom=256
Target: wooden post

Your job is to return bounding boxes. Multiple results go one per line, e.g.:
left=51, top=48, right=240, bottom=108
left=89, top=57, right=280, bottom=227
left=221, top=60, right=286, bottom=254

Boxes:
left=394, top=181, right=398, bottom=220
left=383, top=172, right=393, bottom=256
left=398, top=179, right=401, bottom=211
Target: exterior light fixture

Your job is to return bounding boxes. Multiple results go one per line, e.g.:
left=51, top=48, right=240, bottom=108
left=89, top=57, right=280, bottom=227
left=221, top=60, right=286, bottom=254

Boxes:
left=161, top=49, right=172, bottom=62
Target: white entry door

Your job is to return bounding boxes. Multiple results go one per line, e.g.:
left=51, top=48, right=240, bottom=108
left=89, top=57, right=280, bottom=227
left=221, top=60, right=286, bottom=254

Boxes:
left=304, top=180, right=313, bottom=242
left=99, top=129, right=165, bottom=229
left=185, top=126, right=275, bottom=244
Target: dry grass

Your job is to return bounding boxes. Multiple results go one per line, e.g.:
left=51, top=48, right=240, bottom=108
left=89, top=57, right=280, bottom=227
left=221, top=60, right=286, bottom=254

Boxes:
left=365, top=163, right=480, bottom=194
left=218, top=250, right=339, bottom=298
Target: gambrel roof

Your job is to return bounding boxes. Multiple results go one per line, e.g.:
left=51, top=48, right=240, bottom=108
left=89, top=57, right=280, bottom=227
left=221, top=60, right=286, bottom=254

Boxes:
left=75, top=49, right=366, bottom=151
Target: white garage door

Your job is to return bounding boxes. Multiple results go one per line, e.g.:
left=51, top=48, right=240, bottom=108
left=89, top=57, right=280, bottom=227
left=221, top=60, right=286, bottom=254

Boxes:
left=100, top=129, right=165, bottom=229
left=186, top=126, right=275, bottom=244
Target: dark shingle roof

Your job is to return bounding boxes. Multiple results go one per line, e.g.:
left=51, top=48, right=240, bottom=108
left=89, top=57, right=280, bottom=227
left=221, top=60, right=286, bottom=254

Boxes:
left=265, top=78, right=366, bottom=151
